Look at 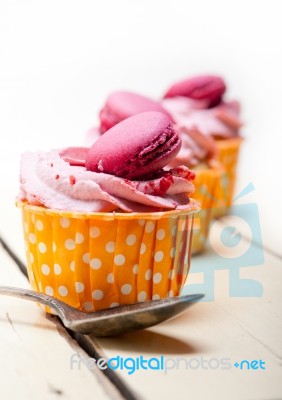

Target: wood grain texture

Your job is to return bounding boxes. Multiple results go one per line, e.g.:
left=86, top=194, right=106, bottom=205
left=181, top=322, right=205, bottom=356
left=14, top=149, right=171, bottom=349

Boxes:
left=0, top=246, right=122, bottom=400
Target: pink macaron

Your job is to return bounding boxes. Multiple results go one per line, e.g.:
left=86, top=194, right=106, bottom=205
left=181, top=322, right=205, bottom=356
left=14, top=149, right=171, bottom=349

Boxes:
left=163, top=75, right=226, bottom=107
left=99, top=90, right=173, bottom=133
left=86, top=111, right=181, bottom=180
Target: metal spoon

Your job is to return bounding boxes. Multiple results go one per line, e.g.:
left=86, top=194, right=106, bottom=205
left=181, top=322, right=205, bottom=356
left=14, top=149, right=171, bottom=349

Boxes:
left=0, top=285, right=203, bottom=336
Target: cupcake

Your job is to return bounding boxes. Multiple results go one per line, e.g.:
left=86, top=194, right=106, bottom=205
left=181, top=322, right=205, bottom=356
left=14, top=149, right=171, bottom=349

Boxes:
left=162, top=75, right=243, bottom=218
left=17, top=112, right=199, bottom=312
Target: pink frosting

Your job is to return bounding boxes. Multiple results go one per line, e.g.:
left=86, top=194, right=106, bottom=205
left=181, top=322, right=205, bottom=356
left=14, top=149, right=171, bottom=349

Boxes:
left=162, top=98, right=242, bottom=139
left=19, top=148, right=197, bottom=213
left=161, top=97, right=243, bottom=167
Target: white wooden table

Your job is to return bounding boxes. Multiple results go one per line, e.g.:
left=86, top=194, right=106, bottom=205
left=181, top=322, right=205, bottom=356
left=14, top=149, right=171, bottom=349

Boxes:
left=1, top=2, right=282, bottom=398
left=0, top=130, right=281, bottom=400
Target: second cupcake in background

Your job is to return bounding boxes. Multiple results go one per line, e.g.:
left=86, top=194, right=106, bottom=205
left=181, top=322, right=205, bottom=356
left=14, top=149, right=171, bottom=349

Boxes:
left=162, top=74, right=244, bottom=218
left=87, top=90, right=222, bottom=253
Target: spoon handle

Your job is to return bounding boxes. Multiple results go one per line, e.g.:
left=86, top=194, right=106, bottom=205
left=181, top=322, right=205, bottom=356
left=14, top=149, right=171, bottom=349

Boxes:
left=0, top=285, right=68, bottom=320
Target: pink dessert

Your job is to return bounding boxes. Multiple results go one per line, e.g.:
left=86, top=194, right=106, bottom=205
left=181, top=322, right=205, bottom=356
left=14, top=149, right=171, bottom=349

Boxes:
left=163, top=75, right=226, bottom=107
left=86, top=111, right=181, bottom=179
left=162, top=75, right=243, bottom=140
left=19, top=112, right=196, bottom=213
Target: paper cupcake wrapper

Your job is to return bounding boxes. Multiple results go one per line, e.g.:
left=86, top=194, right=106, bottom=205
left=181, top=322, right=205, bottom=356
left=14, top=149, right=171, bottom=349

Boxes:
left=191, top=167, right=221, bottom=254
left=212, top=137, right=242, bottom=218
left=18, top=202, right=199, bottom=312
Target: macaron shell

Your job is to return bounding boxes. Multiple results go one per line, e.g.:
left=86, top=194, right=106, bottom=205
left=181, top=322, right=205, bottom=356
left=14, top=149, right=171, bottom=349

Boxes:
left=163, top=75, right=226, bottom=106
left=86, top=111, right=181, bottom=179
left=99, top=91, right=173, bottom=133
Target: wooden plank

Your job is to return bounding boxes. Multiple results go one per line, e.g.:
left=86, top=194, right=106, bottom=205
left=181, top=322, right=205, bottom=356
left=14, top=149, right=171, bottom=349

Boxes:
left=88, top=222, right=282, bottom=400
left=0, top=245, right=122, bottom=400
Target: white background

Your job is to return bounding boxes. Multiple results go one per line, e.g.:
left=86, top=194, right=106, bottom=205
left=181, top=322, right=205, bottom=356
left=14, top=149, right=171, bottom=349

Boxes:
left=0, top=0, right=281, bottom=254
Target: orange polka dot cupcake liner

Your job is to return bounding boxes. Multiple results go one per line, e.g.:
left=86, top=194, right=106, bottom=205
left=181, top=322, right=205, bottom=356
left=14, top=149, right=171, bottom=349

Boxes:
left=18, top=201, right=199, bottom=312
left=191, top=166, right=221, bottom=254
left=212, top=137, right=243, bottom=218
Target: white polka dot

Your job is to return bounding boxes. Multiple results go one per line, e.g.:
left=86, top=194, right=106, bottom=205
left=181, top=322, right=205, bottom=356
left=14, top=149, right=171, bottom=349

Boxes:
left=75, top=233, right=84, bottom=244
left=90, top=226, right=100, bottom=238
left=70, top=261, right=75, bottom=271
left=168, top=290, right=174, bottom=297
left=29, top=252, right=34, bottom=264
left=114, top=254, right=125, bottom=266
left=184, top=254, right=189, bottom=265
left=145, top=269, right=152, bottom=280
left=132, top=264, right=139, bottom=274
left=38, top=242, right=47, bottom=253
left=170, top=247, right=176, bottom=258
left=138, top=219, right=145, bottom=226
left=168, top=270, right=175, bottom=280
left=45, top=286, right=54, bottom=296
left=60, top=218, right=70, bottom=228
left=153, top=273, right=162, bottom=284
left=121, top=284, right=132, bottom=295
left=145, top=221, right=155, bottom=233
left=171, top=225, right=177, bottom=237
left=138, top=291, right=147, bottom=302
left=52, top=242, right=57, bottom=252
left=110, top=302, right=119, bottom=308
left=54, top=264, right=62, bottom=275
left=107, top=273, right=114, bottom=284
left=154, top=251, right=164, bottom=262
left=156, top=229, right=165, bottom=240
left=29, top=233, right=36, bottom=244
left=126, top=234, right=137, bottom=246
left=152, top=294, right=161, bottom=300
left=90, top=258, right=102, bottom=270
left=75, top=282, right=84, bottom=293
left=41, top=264, right=50, bottom=275
left=65, top=239, right=75, bottom=250
left=83, top=302, right=94, bottom=311
left=140, top=243, right=146, bottom=255
left=179, top=241, right=184, bottom=251
left=58, top=286, right=68, bottom=297
left=105, top=241, right=115, bottom=253
left=92, top=290, right=104, bottom=300
left=35, top=220, right=44, bottom=231
left=82, top=253, right=90, bottom=263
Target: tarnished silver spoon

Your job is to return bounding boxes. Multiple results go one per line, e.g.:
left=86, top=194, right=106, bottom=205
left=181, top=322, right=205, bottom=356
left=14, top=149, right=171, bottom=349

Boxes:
left=0, top=285, right=203, bottom=336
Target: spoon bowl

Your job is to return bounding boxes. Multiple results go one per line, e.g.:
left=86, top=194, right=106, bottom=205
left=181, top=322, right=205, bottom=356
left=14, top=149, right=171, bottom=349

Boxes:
left=0, top=285, right=204, bottom=336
